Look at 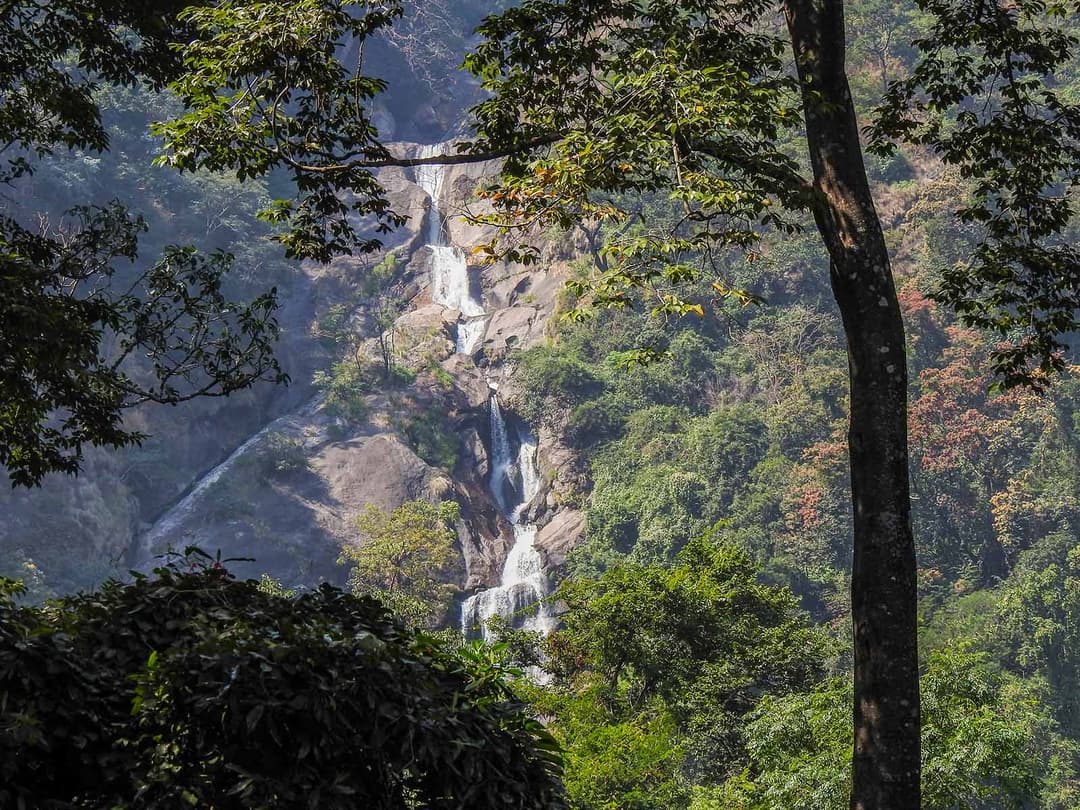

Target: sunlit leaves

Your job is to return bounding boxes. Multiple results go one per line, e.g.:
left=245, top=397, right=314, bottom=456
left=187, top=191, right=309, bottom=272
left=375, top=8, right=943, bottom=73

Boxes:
left=154, top=0, right=407, bottom=261
left=465, top=0, right=807, bottom=326
left=340, top=500, right=461, bottom=628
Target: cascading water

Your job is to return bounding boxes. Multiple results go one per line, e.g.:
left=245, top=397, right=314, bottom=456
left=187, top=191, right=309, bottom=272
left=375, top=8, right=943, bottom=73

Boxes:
left=134, top=145, right=494, bottom=572
left=415, top=144, right=486, bottom=354
left=414, top=144, right=553, bottom=640
left=460, top=394, right=555, bottom=641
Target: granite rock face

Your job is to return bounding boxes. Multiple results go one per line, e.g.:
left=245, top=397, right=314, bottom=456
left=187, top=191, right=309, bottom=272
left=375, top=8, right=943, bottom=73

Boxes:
left=535, top=509, right=587, bottom=570
left=13, top=139, right=588, bottom=604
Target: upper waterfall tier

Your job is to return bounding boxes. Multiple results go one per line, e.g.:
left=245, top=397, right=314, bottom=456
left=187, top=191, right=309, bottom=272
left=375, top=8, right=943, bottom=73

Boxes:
left=414, top=143, right=487, bottom=355
left=414, top=143, right=446, bottom=244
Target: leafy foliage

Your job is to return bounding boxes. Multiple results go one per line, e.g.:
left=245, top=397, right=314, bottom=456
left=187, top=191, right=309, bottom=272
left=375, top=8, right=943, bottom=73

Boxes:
left=717, top=649, right=1052, bottom=810
left=313, top=358, right=375, bottom=424
left=340, top=500, right=461, bottom=628
left=0, top=555, right=565, bottom=809
left=155, top=0, right=408, bottom=260
left=870, top=0, right=1080, bottom=386
left=0, top=0, right=193, bottom=174
left=532, top=536, right=829, bottom=808
left=0, top=1, right=287, bottom=484
left=0, top=207, right=284, bottom=486
left=464, top=0, right=810, bottom=315
left=998, top=531, right=1080, bottom=740
left=250, top=431, right=309, bottom=477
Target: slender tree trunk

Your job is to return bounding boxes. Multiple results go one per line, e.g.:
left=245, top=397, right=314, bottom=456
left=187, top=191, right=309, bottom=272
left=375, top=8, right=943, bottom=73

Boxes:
left=783, top=1, right=920, bottom=808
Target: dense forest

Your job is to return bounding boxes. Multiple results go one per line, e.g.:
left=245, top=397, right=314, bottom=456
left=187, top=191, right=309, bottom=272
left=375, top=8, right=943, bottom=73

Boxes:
left=2, top=0, right=1080, bottom=808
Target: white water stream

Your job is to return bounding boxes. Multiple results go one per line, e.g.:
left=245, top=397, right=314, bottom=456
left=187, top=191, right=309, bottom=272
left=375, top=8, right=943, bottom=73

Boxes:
left=137, top=145, right=550, bottom=642
left=134, top=396, right=323, bottom=569
left=416, top=143, right=553, bottom=639
left=460, top=394, right=555, bottom=640
left=415, top=144, right=487, bottom=354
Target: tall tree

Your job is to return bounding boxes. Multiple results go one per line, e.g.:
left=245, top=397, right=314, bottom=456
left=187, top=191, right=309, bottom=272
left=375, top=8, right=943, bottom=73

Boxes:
left=340, top=499, right=461, bottom=628
left=453, top=0, right=1080, bottom=807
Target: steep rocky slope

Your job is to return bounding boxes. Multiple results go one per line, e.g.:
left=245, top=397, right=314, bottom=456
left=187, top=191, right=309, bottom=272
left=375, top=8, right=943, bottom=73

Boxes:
left=120, top=146, right=586, bottom=616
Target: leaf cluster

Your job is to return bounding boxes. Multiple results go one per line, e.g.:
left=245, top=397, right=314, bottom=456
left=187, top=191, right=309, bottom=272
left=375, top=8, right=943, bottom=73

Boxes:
left=0, top=0, right=197, bottom=180
left=870, top=0, right=1080, bottom=387
left=340, top=500, right=462, bottom=628
left=0, top=204, right=283, bottom=486
left=464, top=0, right=810, bottom=321
left=155, top=0, right=409, bottom=261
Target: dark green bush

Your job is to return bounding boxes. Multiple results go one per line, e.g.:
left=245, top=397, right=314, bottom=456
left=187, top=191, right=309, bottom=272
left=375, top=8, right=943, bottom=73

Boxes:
left=0, top=556, right=565, bottom=810
left=517, top=347, right=607, bottom=428
left=564, top=395, right=627, bottom=450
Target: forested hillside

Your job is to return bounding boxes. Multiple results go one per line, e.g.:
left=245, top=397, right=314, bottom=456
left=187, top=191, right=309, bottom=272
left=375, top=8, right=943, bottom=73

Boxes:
left=1, top=0, right=1080, bottom=808
left=488, top=2, right=1080, bottom=804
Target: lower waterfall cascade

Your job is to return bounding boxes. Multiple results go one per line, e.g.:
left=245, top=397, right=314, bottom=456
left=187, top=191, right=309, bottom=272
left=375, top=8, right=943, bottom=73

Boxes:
left=460, top=393, right=556, bottom=641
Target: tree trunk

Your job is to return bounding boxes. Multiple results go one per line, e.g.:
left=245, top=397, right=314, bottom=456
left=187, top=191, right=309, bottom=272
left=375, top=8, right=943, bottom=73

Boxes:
left=783, top=1, right=921, bottom=808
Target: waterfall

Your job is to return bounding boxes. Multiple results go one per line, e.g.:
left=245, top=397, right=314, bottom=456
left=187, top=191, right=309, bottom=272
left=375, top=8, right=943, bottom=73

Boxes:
left=414, top=145, right=445, bottom=246
left=455, top=313, right=487, bottom=355
left=415, top=144, right=552, bottom=639
left=461, top=394, right=555, bottom=641
left=515, top=434, right=541, bottom=520
left=415, top=144, right=487, bottom=354
left=488, top=394, right=514, bottom=514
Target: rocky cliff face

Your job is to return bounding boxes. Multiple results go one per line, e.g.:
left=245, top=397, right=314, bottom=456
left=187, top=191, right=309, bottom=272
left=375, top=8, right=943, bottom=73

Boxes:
left=122, top=145, right=586, bottom=603
left=0, top=3, right=591, bottom=605
left=0, top=140, right=587, bottom=602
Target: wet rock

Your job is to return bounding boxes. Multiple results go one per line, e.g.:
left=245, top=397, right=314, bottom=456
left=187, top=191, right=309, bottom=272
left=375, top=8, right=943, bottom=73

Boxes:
left=479, top=305, right=541, bottom=360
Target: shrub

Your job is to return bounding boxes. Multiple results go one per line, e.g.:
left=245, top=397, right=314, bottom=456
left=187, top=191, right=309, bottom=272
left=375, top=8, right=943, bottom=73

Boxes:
left=0, top=556, right=566, bottom=810
left=252, top=431, right=309, bottom=477
left=313, top=359, right=373, bottom=423
left=395, top=411, right=459, bottom=470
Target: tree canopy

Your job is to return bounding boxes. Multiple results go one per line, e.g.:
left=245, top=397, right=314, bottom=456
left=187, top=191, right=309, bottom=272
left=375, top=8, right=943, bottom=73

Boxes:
left=0, top=0, right=286, bottom=485
left=0, top=553, right=566, bottom=809
left=534, top=536, right=830, bottom=809
left=340, top=499, right=462, bottom=628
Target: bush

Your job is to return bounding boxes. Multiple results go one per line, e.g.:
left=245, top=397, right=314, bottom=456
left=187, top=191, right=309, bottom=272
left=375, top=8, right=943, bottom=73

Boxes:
left=251, top=431, right=309, bottom=477
left=313, top=359, right=373, bottom=423
left=517, top=346, right=607, bottom=427
left=564, top=395, right=627, bottom=450
left=395, top=411, right=459, bottom=469
left=0, top=556, right=566, bottom=810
